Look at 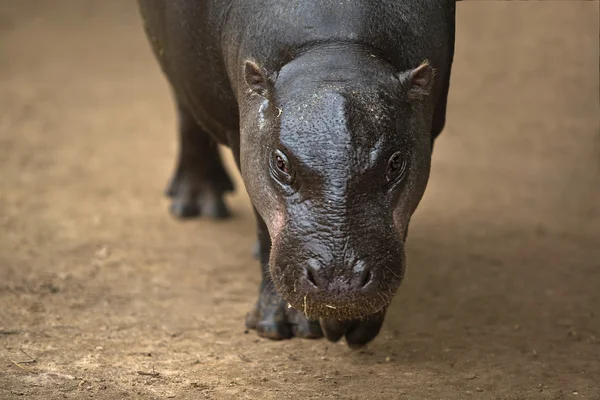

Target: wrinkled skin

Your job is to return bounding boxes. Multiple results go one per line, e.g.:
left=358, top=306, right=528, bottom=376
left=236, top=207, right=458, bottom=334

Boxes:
left=137, top=0, right=457, bottom=347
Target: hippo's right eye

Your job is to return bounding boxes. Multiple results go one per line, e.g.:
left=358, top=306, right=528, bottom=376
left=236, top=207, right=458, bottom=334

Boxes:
left=270, top=149, right=294, bottom=186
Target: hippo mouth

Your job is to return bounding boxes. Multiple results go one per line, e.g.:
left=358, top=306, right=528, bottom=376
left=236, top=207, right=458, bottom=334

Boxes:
left=275, top=277, right=400, bottom=321
left=288, top=296, right=388, bottom=321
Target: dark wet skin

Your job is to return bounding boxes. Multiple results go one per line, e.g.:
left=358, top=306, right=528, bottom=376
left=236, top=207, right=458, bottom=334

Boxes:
left=137, top=0, right=457, bottom=347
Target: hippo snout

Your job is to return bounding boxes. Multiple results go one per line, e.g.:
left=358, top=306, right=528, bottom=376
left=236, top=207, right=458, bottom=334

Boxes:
left=271, top=233, right=405, bottom=321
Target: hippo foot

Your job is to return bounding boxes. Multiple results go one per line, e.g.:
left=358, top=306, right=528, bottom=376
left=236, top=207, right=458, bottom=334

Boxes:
left=165, top=176, right=231, bottom=220
left=319, top=309, right=387, bottom=349
left=246, top=290, right=324, bottom=340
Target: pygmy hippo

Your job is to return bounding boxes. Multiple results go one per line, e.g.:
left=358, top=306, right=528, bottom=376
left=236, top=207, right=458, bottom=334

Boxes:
left=137, top=0, right=457, bottom=348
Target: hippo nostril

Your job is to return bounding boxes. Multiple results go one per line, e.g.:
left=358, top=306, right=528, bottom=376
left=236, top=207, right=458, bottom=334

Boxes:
left=305, top=267, right=318, bottom=289
left=359, top=269, right=373, bottom=289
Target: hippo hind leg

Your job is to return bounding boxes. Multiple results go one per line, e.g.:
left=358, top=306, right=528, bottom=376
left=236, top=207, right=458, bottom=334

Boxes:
left=165, top=101, right=234, bottom=219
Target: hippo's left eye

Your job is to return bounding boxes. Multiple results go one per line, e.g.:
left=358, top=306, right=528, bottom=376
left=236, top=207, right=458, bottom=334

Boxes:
left=270, top=149, right=294, bottom=186
left=275, top=154, right=289, bottom=174
left=386, top=151, right=407, bottom=186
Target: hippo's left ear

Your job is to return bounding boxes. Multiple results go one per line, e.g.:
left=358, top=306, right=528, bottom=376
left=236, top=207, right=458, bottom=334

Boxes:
left=399, top=61, right=435, bottom=99
left=244, top=60, right=274, bottom=97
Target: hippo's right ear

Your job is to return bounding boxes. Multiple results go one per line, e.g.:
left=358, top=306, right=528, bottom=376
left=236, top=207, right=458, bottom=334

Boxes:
left=399, top=61, right=435, bottom=99
left=244, top=60, right=273, bottom=97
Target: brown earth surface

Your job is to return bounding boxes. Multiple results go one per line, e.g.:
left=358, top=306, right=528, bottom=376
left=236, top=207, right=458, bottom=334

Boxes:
left=1, top=1, right=599, bottom=399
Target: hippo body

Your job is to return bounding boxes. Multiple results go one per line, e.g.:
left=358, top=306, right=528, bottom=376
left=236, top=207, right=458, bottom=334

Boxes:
left=137, top=0, right=457, bottom=347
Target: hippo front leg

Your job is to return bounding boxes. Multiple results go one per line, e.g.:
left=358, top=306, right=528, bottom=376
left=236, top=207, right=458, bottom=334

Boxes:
left=245, top=212, right=324, bottom=340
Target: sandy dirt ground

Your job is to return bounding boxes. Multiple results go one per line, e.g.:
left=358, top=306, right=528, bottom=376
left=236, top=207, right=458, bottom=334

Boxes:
left=1, top=1, right=599, bottom=399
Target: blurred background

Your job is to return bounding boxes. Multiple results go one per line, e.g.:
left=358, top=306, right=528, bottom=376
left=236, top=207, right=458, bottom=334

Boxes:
left=0, top=1, right=598, bottom=399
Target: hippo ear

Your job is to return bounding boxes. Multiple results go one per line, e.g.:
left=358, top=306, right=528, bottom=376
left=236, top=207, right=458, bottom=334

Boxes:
left=399, top=61, right=435, bottom=99
left=244, top=60, right=272, bottom=97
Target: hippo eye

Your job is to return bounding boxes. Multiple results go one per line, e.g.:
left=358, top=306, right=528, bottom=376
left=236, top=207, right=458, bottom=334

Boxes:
left=386, top=151, right=407, bottom=185
left=275, top=154, right=289, bottom=174
left=270, top=149, right=294, bottom=185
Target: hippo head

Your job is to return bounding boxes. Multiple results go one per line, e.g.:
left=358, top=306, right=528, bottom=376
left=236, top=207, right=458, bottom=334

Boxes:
left=238, top=45, right=435, bottom=321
